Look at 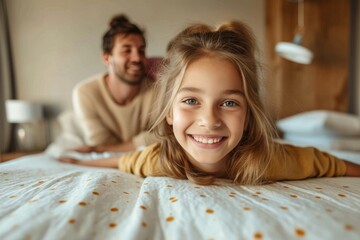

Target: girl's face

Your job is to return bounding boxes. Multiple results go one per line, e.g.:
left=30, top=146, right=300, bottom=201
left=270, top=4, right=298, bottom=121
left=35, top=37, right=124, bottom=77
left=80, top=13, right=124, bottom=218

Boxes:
left=167, top=57, right=248, bottom=175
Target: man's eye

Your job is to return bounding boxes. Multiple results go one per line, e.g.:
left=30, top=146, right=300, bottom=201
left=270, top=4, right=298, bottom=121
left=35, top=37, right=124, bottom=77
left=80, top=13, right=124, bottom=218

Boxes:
left=184, top=99, right=197, bottom=105
left=121, top=49, right=131, bottom=54
left=222, top=101, right=238, bottom=107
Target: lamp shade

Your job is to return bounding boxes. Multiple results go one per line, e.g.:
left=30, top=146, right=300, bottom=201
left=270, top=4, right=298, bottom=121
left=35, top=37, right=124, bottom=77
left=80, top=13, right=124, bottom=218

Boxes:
left=274, top=0, right=313, bottom=65
left=275, top=41, right=313, bottom=65
left=5, top=100, right=43, bottom=123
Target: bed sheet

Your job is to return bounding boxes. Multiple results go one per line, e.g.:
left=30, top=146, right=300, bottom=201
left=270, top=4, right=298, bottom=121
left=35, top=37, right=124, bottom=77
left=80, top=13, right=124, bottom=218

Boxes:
left=1, top=153, right=360, bottom=240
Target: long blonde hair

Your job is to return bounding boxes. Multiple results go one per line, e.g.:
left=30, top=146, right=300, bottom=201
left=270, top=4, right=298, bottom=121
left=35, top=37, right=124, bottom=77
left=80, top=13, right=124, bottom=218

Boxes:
left=150, top=20, right=279, bottom=185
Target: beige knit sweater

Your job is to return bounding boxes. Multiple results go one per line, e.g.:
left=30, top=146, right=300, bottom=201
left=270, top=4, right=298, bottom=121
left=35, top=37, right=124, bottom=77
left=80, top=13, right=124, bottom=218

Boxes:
left=72, top=73, right=156, bottom=147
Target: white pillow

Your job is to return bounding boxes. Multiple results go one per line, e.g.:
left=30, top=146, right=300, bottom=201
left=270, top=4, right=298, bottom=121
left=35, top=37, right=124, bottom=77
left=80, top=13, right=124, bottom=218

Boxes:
left=283, top=133, right=360, bottom=151
left=277, top=110, right=360, bottom=136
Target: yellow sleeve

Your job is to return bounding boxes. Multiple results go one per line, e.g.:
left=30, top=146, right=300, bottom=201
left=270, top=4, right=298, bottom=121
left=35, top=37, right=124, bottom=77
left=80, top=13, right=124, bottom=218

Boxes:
left=118, top=143, right=164, bottom=177
left=265, top=144, right=347, bottom=181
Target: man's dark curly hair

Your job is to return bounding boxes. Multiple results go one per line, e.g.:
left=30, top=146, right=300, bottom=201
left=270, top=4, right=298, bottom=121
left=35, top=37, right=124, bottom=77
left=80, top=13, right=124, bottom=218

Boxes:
left=102, top=14, right=145, bottom=54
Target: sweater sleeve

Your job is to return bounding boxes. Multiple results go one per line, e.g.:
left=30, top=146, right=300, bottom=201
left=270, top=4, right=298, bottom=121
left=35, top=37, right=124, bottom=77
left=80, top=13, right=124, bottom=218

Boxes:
left=118, top=144, right=164, bottom=177
left=265, top=144, right=347, bottom=181
left=132, top=131, right=158, bottom=148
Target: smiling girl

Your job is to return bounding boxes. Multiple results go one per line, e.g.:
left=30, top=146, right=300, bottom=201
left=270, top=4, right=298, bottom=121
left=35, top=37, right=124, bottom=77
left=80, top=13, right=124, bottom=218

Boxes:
left=60, top=20, right=360, bottom=185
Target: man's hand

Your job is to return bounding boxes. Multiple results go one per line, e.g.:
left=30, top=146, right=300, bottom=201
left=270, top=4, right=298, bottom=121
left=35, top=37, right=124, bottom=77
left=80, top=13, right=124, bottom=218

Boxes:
left=75, top=145, right=98, bottom=153
left=59, top=157, right=82, bottom=164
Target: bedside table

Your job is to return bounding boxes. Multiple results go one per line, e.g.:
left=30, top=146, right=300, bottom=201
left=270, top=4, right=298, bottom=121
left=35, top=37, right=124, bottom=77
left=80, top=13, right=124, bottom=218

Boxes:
left=0, top=152, right=41, bottom=163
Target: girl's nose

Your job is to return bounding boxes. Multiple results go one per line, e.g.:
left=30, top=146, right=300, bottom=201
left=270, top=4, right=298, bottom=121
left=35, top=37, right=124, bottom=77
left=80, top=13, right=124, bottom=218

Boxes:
left=197, top=107, right=222, bottom=129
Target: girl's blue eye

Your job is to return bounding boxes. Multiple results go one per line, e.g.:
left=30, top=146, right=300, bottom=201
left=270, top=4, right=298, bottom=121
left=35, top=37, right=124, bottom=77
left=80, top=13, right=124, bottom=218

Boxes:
left=184, top=99, right=197, bottom=105
left=223, top=101, right=238, bottom=107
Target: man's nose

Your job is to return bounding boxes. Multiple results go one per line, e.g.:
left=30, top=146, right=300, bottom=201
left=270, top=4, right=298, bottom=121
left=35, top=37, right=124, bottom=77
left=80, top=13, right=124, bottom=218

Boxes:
left=197, top=106, right=222, bottom=129
left=130, top=50, right=142, bottom=62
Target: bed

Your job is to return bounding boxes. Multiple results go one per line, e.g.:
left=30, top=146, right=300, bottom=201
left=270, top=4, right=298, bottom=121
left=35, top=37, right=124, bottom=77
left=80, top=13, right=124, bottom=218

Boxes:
left=2, top=109, right=360, bottom=240
left=1, top=151, right=360, bottom=240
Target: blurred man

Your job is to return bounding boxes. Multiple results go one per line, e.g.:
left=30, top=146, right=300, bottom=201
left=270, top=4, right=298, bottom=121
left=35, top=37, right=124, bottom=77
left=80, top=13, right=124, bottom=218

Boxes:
left=73, top=14, right=156, bottom=153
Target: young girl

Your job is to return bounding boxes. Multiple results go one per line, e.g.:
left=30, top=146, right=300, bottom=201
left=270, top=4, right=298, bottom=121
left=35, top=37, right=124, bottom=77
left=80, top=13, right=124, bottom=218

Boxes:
left=60, top=20, right=360, bottom=185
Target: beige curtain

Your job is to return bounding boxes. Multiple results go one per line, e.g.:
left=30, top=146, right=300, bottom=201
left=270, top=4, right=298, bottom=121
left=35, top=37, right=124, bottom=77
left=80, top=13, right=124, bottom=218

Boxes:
left=0, top=0, right=16, bottom=153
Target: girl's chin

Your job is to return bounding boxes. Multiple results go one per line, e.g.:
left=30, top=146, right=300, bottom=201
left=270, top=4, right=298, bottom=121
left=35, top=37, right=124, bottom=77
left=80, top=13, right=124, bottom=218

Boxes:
left=187, top=154, right=227, bottom=170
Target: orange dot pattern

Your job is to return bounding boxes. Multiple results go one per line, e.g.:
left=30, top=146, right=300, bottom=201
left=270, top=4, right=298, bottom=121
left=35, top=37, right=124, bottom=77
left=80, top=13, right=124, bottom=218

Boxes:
left=205, top=208, right=214, bottom=214
left=229, top=192, right=236, bottom=198
left=109, top=223, right=117, bottom=228
left=169, top=197, right=178, bottom=203
left=1, top=163, right=359, bottom=240
left=78, top=202, right=87, bottom=206
left=254, top=232, right=263, bottom=239
left=345, top=224, right=354, bottom=231
left=295, top=228, right=306, bottom=237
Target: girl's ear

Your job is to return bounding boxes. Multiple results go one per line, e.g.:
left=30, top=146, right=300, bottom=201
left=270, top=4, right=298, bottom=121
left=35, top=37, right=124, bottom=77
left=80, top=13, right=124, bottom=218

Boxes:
left=166, top=113, right=173, bottom=125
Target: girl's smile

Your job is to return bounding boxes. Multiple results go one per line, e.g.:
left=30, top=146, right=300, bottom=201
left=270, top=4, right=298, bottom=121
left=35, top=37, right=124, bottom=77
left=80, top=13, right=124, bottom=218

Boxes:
left=166, top=56, right=248, bottom=173
left=189, top=134, right=227, bottom=149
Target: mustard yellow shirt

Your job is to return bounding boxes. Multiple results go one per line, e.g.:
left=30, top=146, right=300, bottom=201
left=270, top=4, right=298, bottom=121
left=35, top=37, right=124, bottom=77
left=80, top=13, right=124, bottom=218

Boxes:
left=73, top=73, right=156, bottom=148
left=118, top=143, right=346, bottom=180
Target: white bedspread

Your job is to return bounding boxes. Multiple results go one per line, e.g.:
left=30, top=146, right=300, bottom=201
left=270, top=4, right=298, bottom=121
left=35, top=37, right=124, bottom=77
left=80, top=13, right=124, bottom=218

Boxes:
left=1, top=153, right=360, bottom=240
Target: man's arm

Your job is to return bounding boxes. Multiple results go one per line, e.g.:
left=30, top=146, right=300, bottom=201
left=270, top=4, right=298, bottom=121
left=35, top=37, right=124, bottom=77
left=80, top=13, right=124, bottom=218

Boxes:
left=59, top=156, right=119, bottom=168
left=76, top=140, right=135, bottom=153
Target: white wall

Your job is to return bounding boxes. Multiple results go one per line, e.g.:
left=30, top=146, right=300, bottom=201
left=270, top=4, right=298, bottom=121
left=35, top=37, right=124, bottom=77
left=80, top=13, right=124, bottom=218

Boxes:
left=356, top=0, right=360, bottom=115
left=6, top=0, right=265, bottom=116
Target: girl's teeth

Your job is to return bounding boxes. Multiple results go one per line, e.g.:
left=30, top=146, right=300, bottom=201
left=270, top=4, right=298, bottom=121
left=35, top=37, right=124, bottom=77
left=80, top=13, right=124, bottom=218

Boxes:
left=193, top=136, right=222, bottom=144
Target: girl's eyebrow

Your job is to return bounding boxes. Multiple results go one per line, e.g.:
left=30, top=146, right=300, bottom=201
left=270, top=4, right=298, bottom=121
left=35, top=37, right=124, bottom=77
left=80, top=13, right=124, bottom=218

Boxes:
left=178, top=87, right=245, bottom=96
left=177, top=87, right=202, bottom=94
left=223, top=89, right=245, bottom=96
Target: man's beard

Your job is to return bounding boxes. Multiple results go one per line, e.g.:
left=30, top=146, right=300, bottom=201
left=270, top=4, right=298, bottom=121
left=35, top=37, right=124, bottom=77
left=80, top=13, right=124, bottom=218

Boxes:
left=113, top=62, right=144, bottom=86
